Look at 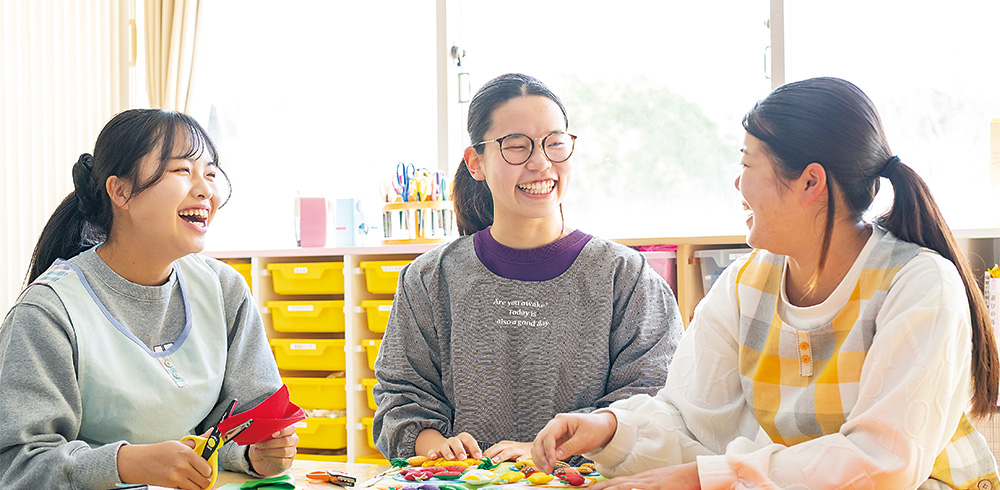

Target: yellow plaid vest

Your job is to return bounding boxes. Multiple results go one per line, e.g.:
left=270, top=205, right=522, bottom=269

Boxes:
left=735, top=231, right=998, bottom=489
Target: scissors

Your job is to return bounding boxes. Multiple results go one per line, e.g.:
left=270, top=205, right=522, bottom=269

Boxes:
left=411, top=169, right=435, bottom=201
left=187, top=399, right=254, bottom=461
left=306, top=470, right=357, bottom=486
left=432, top=171, right=448, bottom=200
left=394, top=162, right=416, bottom=201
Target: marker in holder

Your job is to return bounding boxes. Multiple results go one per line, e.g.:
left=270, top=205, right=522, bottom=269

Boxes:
left=382, top=200, right=456, bottom=244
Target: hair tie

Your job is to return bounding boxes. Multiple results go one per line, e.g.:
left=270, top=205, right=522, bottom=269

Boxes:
left=72, top=153, right=98, bottom=217
left=880, top=155, right=900, bottom=177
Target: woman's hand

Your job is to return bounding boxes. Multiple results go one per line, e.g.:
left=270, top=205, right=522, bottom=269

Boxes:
left=531, top=412, right=618, bottom=473
left=117, top=439, right=213, bottom=490
left=416, top=429, right=484, bottom=460
left=249, top=425, right=298, bottom=476
left=590, top=462, right=701, bottom=490
left=483, top=440, right=532, bottom=463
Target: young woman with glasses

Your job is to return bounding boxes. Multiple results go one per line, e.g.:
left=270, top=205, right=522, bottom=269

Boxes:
left=372, top=73, right=684, bottom=464
left=0, top=110, right=297, bottom=490
left=531, top=77, right=999, bottom=489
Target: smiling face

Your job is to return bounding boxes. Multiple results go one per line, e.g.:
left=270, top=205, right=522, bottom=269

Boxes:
left=465, top=95, right=571, bottom=231
left=735, top=133, right=803, bottom=253
left=112, top=140, right=222, bottom=260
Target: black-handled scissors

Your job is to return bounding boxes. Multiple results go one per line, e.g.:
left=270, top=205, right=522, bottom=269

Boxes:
left=200, top=399, right=253, bottom=460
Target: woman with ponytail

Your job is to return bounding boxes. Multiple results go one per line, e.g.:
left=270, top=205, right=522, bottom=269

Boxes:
left=0, top=109, right=297, bottom=490
left=373, top=73, right=683, bottom=463
left=533, top=77, right=999, bottom=489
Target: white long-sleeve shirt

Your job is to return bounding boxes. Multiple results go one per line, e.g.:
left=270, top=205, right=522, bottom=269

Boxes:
left=590, top=227, right=998, bottom=489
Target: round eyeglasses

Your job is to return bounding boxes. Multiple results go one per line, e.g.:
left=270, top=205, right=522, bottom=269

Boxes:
left=473, top=132, right=577, bottom=165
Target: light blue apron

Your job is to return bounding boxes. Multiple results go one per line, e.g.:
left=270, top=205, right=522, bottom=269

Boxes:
left=41, top=254, right=227, bottom=446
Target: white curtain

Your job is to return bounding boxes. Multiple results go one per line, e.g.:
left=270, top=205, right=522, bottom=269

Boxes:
left=0, top=0, right=132, bottom=314
left=144, top=0, right=199, bottom=111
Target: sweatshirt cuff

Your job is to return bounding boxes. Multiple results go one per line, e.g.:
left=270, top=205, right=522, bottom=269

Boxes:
left=77, top=441, right=126, bottom=489
left=585, top=408, right=636, bottom=469
left=696, top=454, right=737, bottom=490
left=220, top=441, right=259, bottom=477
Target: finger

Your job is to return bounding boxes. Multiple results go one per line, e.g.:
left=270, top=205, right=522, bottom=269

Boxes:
left=181, top=438, right=198, bottom=450
left=271, top=425, right=296, bottom=438
left=458, top=433, right=483, bottom=459
left=438, top=442, right=456, bottom=460
left=447, top=439, right=467, bottom=460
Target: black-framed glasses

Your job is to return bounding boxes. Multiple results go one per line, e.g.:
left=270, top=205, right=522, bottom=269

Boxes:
left=473, top=132, right=577, bottom=165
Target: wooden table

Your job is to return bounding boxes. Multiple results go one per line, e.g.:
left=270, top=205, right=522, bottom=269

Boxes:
left=210, top=460, right=392, bottom=489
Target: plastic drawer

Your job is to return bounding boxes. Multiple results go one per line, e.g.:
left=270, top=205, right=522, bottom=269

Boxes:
left=361, top=377, right=378, bottom=410
left=266, top=262, right=344, bottom=295
left=640, top=250, right=677, bottom=294
left=361, top=300, right=393, bottom=333
left=359, top=261, right=410, bottom=294
left=362, top=339, right=382, bottom=370
left=269, top=339, right=346, bottom=371
left=226, top=262, right=253, bottom=293
left=294, top=416, right=347, bottom=449
left=362, top=416, right=377, bottom=449
left=282, top=376, right=346, bottom=410
left=266, top=300, right=345, bottom=333
left=356, top=453, right=390, bottom=465
left=693, top=248, right=751, bottom=294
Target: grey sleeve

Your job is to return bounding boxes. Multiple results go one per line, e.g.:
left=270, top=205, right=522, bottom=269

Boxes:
left=372, top=262, right=451, bottom=459
left=574, top=251, right=682, bottom=412
left=202, top=259, right=282, bottom=476
left=0, top=291, right=125, bottom=490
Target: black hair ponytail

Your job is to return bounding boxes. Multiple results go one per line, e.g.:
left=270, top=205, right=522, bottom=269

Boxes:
left=877, top=159, right=998, bottom=418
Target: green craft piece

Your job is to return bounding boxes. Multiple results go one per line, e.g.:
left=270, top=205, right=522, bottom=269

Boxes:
left=477, top=458, right=500, bottom=470
left=239, top=474, right=296, bottom=489
left=390, top=457, right=410, bottom=467
left=439, top=485, right=466, bottom=490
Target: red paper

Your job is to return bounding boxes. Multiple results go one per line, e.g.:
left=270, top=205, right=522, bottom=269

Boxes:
left=217, top=385, right=305, bottom=445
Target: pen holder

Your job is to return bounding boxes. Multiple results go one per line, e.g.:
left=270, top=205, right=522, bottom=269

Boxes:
left=180, top=435, right=220, bottom=490
left=382, top=201, right=456, bottom=244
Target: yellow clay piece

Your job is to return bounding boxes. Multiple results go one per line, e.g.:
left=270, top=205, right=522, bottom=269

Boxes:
left=527, top=473, right=555, bottom=484
left=408, top=456, right=428, bottom=466
left=514, top=459, right=534, bottom=469
left=499, top=471, right=525, bottom=483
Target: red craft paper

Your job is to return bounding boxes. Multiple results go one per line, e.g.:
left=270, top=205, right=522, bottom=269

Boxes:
left=217, top=385, right=305, bottom=445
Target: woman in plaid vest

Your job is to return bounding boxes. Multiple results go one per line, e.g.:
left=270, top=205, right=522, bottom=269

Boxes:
left=532, top=77, right=999, bottom=490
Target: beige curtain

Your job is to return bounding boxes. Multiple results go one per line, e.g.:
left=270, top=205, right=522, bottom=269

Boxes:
left=0, top=0, right=132, bottom=314
left=145, top=0, right=200, bottom=111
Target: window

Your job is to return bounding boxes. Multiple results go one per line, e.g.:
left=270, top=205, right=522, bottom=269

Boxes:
left=784, top=0, right=1000, bottom=229
left=191, top=1, right=437, bottom=250
left=456, top=0, right=772, bottom=238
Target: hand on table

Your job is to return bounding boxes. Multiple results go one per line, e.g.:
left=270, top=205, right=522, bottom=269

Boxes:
left=483, top=440, right=532, bottom=463
left=117, top=436, right=213, bottom=490
left=531, top=412, right=618, bottom=473
left=425, top=431, right=484, bottom=460
left=249, top=425, right=298, bottom=476
left=590, top=463, right=701, bottom=490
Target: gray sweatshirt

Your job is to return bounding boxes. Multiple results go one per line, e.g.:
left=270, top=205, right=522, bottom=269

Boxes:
left=0, top=248, right=281, bottom=489
left=372, top=234, right=682, bottom=458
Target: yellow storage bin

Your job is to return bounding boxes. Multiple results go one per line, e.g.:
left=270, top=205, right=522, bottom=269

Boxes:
left=361, top=300, right=393, bottom=333
left=226, top=262, right=253, bottom=293
left=266, top=262, right=345, bottom=295
left=270, top=339, right=346, bottom=371
left=356, top=453, right=390, bottom=465
left=362, top=339, right=382, bottom=370
left=362, top=416, right=377, bottom=449
left=361, top=377, right=378, bottom=410
left=295, top=453, right=348, bottom=463
left=282, top=376, right=346, bottom=410
left=266, top=300, right=345, bottom=333
left=295, top=417, right=347, bottom=450
left=359, top=261, right=410, bottom=294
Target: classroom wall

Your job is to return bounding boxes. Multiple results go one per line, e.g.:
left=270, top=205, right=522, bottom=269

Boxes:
left=0, top=0, right=131, bottom=313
